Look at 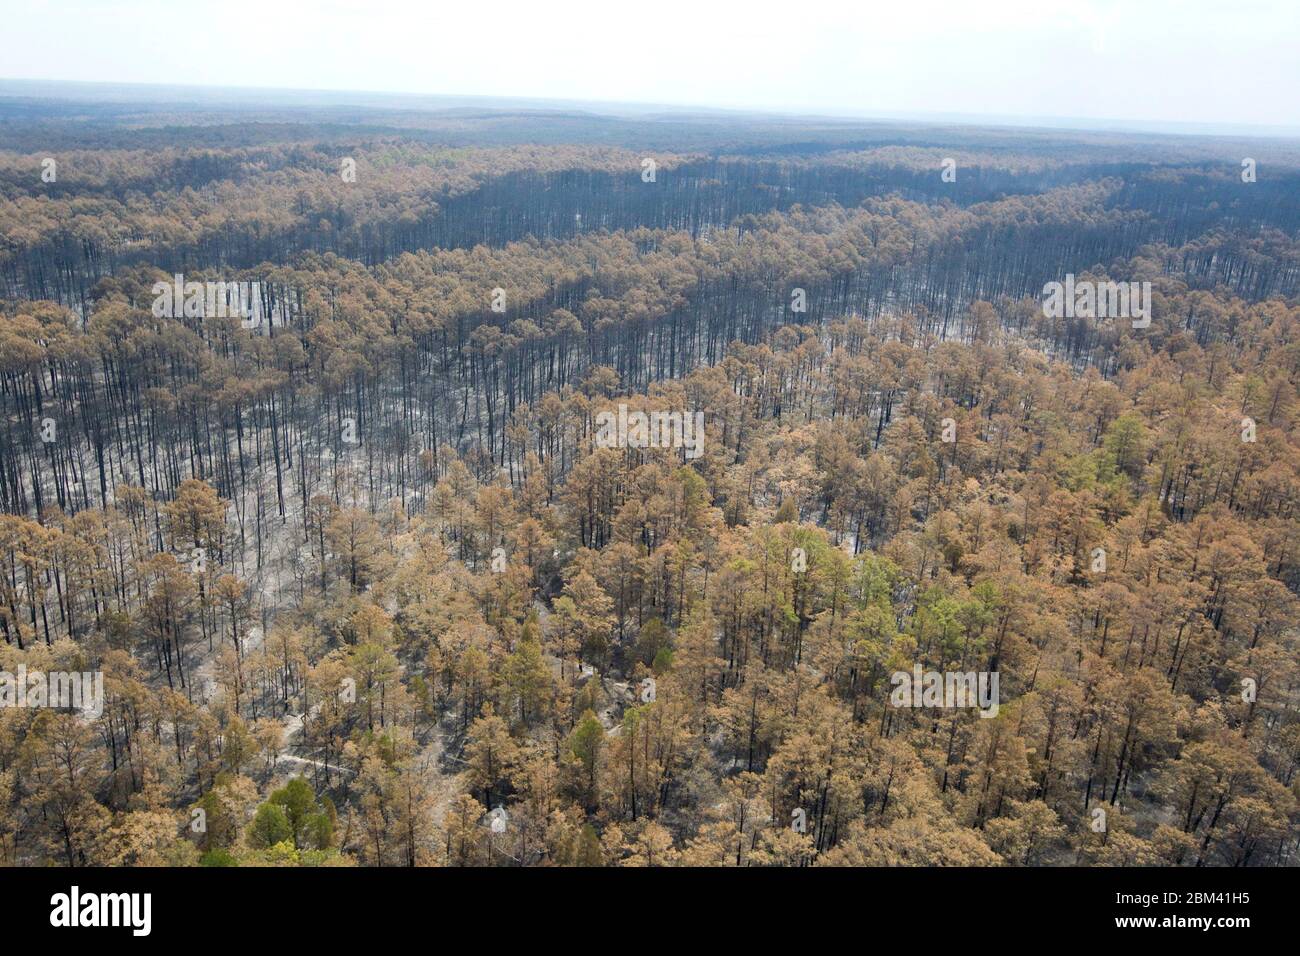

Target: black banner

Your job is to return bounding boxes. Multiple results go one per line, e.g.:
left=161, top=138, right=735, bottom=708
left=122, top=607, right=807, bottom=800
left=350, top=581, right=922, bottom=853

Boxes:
left=3, top=866, right=1277, bottom=943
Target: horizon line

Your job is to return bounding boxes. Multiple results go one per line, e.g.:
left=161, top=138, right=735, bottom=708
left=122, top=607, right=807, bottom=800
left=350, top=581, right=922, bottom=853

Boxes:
left=4, top=75, right=1300, bottom=142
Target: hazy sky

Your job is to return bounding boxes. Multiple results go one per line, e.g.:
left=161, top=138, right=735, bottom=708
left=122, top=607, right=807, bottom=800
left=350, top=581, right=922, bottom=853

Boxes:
left=4, top=0, right=1297, bottom=129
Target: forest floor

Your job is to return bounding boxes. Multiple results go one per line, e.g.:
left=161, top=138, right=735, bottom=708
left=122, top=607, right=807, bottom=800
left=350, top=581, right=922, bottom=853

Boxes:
left=117, top=425, right=643, bottom=838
